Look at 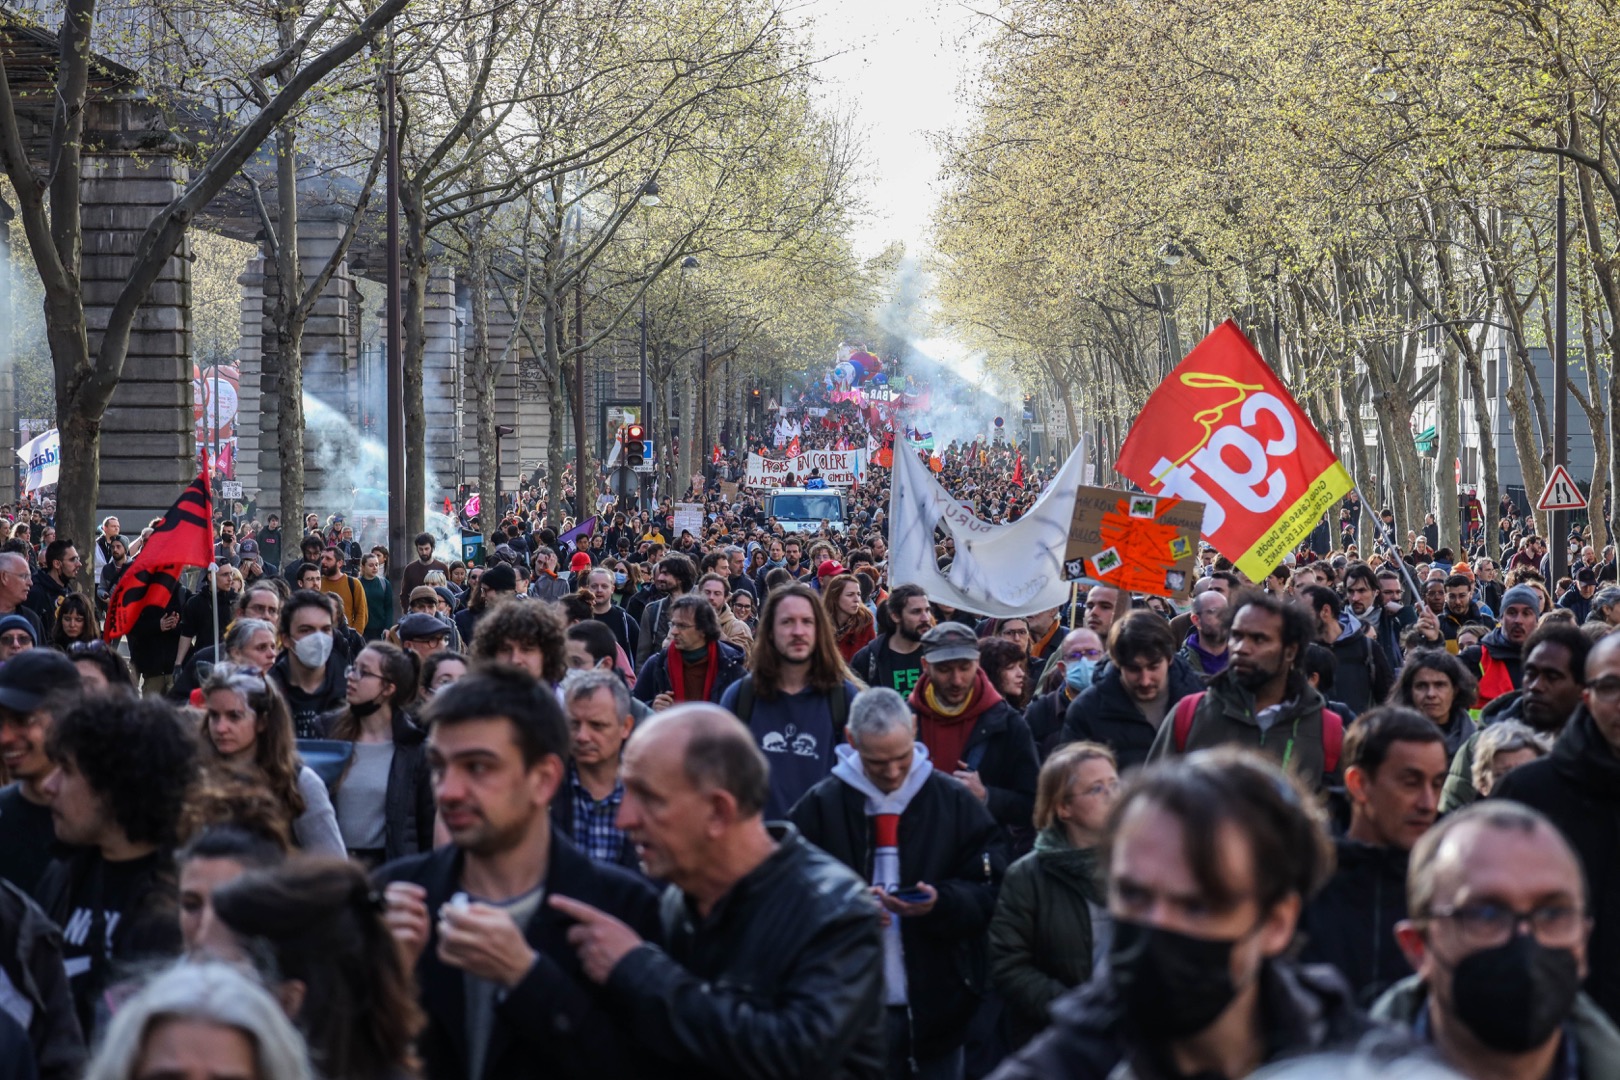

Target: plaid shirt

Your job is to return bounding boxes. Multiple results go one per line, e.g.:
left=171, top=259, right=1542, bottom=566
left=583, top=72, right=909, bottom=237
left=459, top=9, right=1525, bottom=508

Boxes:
left=568, top=763, right=628, bottom=865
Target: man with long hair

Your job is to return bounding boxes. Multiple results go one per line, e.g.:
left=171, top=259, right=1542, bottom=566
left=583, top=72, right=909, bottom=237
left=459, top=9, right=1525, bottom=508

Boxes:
left=720, top=583, right=859, bottom=818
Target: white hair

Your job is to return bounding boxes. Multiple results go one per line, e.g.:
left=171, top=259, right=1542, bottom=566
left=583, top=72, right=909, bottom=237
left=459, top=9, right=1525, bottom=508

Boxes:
left=85, top=962, right=313, bottom=1080
left=848, top=687, right=914, bottom=745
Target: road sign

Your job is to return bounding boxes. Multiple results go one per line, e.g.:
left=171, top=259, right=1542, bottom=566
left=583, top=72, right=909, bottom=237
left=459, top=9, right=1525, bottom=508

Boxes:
left=1537, top=464, right=1586, bottom=512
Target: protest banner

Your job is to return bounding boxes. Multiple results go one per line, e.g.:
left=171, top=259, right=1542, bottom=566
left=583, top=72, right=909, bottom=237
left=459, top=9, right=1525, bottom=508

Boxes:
left=745, top=450, right=866, bottom=488
left=1064, top=486, right=1204, bottom=602
left=673, top=503, right=705, bottom=538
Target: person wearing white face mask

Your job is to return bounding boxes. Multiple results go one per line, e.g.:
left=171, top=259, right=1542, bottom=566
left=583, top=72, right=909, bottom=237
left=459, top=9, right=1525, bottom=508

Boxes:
left=268, top=590, right=349, bottom=738
left=1021, top=629, right=1105, bottom=758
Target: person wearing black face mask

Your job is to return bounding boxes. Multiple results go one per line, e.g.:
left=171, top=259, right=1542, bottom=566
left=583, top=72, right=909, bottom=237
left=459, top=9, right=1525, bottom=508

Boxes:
left=991, top=748, right=1383, bottom=1080
left=1372, top=801, right=1620, bottom=1076
left=318, top=641, right=434, bottom=868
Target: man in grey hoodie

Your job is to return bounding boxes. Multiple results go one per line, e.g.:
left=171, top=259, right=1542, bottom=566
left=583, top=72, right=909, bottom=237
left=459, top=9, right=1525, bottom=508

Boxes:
left=789, top=687, right=1005, bottom=1080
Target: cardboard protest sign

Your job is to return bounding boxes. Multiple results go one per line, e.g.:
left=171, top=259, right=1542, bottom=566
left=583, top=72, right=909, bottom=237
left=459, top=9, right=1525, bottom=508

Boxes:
left=672, top=503, right=704, bottom=539
left=1064, top=485, right=1204, bottom=601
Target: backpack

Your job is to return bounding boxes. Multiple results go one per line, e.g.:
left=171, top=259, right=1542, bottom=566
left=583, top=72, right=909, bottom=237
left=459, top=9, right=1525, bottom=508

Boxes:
left=1171, top=691, right=1342, bottom=773
left=732, top=674, right=850, bottom=745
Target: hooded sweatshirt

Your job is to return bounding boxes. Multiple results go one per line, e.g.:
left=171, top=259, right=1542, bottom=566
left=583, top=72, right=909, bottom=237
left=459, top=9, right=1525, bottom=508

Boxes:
left=831, top=742, right=933, bottom=1005
left=1461, top=626, right=1523, bottom=706
left=909, top=668, right=1005, bottom=774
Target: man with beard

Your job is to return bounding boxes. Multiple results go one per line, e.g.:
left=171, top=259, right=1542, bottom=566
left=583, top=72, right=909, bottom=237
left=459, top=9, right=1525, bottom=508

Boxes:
left=1461, top=584, right=1542, bottom=708
left=1344, top=565, right=1416, bottom=670
left=317, top=544, right=369, bottom=634
left=378, top=668, right=661, bottom=1080
left=1178, top=589, right=1230, bottom=677
left=1494, top=633, right=1620, bottom=1026
left=633, top=555, right=696, bottom=669
left=584, top=567, right=639, bottom=657
left=1147, top=590, right=1342, bottom=791
left=1301, top=586, right=1393, bottom=716
left=1440, top=621, right=1590, bottom=813
left=1438, top=573, right=1494, bottom=652
left=851, top=584, right=935, bottom=697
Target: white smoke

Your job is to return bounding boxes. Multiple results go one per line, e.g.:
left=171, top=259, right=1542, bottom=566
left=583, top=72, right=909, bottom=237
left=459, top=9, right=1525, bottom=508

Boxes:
left=301, top=391, right=460, bottom=554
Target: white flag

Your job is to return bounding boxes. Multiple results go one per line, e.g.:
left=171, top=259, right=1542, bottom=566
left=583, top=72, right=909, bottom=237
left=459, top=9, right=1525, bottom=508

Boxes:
left=17, top=429, right=60, bottom=494
left=888, top=436, right=1088, bottom=618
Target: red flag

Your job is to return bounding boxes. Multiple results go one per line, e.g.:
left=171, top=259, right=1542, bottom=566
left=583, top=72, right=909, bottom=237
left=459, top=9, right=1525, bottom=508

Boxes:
left=786, top=436, right=801, bottom=458
left=1011, top=451, right=1024, bottom=488
left=712, top=445, right=722, bottom=465
left=1115, top=320, right=1352, bottom=581
left=103, top=471, right=214, bottom=640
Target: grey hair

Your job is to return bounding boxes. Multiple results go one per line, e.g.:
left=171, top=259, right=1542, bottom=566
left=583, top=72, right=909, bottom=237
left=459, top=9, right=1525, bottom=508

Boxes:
left=1470, top=720, right=1553, bottom=796
left=561, top=669, right=631, bottom=720
left=84, top=961, right=313, bottom=1080
left=224, top=618, right=277, bottom=656
left=1593, top=587, right=1620, bottom=613
left=848, top=687, right=915, bottom=746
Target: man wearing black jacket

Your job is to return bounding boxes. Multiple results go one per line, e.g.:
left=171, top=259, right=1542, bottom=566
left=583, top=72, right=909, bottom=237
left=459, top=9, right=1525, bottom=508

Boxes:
left=1061, top=612, right=1202, bottom=770
left=378, top=668, right=662, bottom=1080
left=791, top=688, right=1005, bottom=1080
left=1299, top=707, right=1447, bottom=1005
left=552, top=704, right=886, bottom=1079
left=1495, top=633, right=1620, bottom=1026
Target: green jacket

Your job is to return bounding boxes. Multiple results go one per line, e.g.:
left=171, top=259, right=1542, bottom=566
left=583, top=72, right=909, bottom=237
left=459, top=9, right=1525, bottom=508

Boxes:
left=1372, top=975, right=1620, bottom=1080
left=988, top=826, right=1105, bottom=1048
left=1146, top=671, right=1337, bottom=790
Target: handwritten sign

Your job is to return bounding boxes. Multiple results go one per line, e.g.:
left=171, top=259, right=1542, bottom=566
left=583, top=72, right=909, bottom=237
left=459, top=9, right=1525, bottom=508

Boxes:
left=1065, top=485, right=1204, bottom=601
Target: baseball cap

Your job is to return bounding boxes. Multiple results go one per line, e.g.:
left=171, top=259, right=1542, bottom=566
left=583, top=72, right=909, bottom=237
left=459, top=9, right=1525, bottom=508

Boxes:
left=1577, top=568, right=1598, bottom=586
left=817, top=560, right=846, bottom=579
left=409, top=586, right=441, bottom=605
left=569, top=552, right=593, bottom=572
left=0, top=648, right=79, bottom=712
left=396, top=613, right=452, bottom=643
left=920, top=623, right=981, bottom=664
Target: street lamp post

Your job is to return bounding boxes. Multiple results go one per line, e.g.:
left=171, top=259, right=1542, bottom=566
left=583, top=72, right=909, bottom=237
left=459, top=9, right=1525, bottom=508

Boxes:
left=493, top=424, right=514, bottom=523
left=637, top=178, right=661, bottom=511
left=1551, top=143, right=1570, bottom=583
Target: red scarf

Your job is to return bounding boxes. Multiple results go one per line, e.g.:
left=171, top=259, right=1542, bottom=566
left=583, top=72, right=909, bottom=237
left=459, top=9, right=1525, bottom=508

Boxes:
left=668, top=640, right=718, bottom=702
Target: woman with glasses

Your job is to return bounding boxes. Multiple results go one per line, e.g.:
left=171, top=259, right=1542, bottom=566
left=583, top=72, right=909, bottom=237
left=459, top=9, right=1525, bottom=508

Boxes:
left=729, top=590, right=757, bottom=633
left=989, top=742, right=1120, bottom=1048
left=416, top=649, right=467, bottom=707
left=49, top=593, right=99, bottom=652
left=319, top=642, right=433, bottom=867
left=199, top=664, right=344, bottom=856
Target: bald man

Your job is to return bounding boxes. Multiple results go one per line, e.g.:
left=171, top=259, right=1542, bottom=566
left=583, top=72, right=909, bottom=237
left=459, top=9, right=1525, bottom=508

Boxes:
left=1494, top=633, right=1620, bottom=1024
left=553, top=704, right=886, bottom=1079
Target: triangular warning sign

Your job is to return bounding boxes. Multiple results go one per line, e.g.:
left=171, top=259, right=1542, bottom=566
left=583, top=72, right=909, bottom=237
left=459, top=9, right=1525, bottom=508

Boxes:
left=1537, top=464, right=1587, bottom=512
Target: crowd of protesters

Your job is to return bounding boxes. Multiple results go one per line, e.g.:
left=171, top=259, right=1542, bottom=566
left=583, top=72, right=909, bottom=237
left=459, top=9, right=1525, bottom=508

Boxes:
left=3, top=380, right=1620, bottom=1080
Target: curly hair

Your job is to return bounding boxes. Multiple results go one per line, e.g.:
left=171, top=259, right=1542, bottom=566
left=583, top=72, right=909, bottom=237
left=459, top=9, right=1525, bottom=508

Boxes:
left=48, top=695, right=197, bottom=848
left=470, top=597, right=568, bottom=683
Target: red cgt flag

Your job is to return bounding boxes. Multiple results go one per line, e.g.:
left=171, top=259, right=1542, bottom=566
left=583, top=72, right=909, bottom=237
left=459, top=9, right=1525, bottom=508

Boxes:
left=103, top=471, right=214, bottom=640
left=1115, top=321, right=1352, bottom=581
left=1011, top=451, right=1024, bottom=488
left=785, top=436, right=802, bottom=458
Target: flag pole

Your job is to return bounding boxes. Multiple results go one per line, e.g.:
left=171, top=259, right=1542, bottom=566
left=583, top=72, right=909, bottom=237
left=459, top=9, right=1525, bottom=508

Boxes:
left=1352, top=482, right=1420, bottom=602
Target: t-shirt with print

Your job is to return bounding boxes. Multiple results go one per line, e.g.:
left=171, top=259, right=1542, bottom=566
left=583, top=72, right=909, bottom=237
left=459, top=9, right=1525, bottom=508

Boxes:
left=722, top=679, right=859, bottom=819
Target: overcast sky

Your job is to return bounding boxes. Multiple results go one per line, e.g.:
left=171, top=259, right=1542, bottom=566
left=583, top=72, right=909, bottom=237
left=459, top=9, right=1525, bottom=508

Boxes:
left=800, top=0, right=989, bottom=260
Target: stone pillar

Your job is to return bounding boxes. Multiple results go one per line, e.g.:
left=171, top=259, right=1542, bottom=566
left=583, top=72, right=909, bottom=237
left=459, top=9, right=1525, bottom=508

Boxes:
left=256, top=212, right=358, bottom=519
left=82, top=95, right=194, bottom=524
left=0, top=196, right=17, bottom=498
left=235, top=257, right=264, bottom=500
left=422, top=265, right=462, bottom=507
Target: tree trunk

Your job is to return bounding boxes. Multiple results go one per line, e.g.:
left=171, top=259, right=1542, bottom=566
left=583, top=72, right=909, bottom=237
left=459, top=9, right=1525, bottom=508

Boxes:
left=1435, top=339, right=1461, bottom=554
left=1504, top=318, right=1545, bottom=535
left=468, top=235, right=498, bottom=554
left=401, top=173, right=429, bottom=539
left=272, top=118, right=306, bottom=540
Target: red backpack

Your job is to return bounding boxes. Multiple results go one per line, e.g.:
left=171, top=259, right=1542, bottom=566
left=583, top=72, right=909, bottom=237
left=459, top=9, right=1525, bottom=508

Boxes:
left=1171, top=691, right=1343, bottom=773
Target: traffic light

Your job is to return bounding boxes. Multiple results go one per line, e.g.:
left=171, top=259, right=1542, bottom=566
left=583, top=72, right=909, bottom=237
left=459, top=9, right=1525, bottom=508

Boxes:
left=625, top=424, right=646, bottom=468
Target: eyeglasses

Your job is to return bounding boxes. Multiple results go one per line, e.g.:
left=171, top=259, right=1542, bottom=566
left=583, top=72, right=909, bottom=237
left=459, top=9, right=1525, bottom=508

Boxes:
left=1587, top=678, right=1620, bottom=701
left=1062, top=648, right=1104, bottom=661
left=1426, top=901, right=1586, bottom=949
left=345, top=666, right=383, bottom=682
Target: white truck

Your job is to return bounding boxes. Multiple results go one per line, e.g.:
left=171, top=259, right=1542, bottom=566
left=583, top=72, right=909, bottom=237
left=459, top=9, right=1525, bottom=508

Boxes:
left=766, top=487, right=847, bottom=534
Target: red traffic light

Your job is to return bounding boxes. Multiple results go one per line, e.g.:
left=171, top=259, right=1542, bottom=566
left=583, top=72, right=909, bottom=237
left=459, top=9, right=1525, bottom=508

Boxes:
left=626, top=424, right=645, bottom=441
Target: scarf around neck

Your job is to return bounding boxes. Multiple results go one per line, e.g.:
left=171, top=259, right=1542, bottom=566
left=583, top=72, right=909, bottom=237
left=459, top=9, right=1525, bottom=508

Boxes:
left=667, top=640, right=718, bottom=702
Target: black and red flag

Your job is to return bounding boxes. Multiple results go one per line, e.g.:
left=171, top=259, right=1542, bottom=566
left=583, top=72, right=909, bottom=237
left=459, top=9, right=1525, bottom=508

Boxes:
left=103, top=470, right=214, bottom=641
